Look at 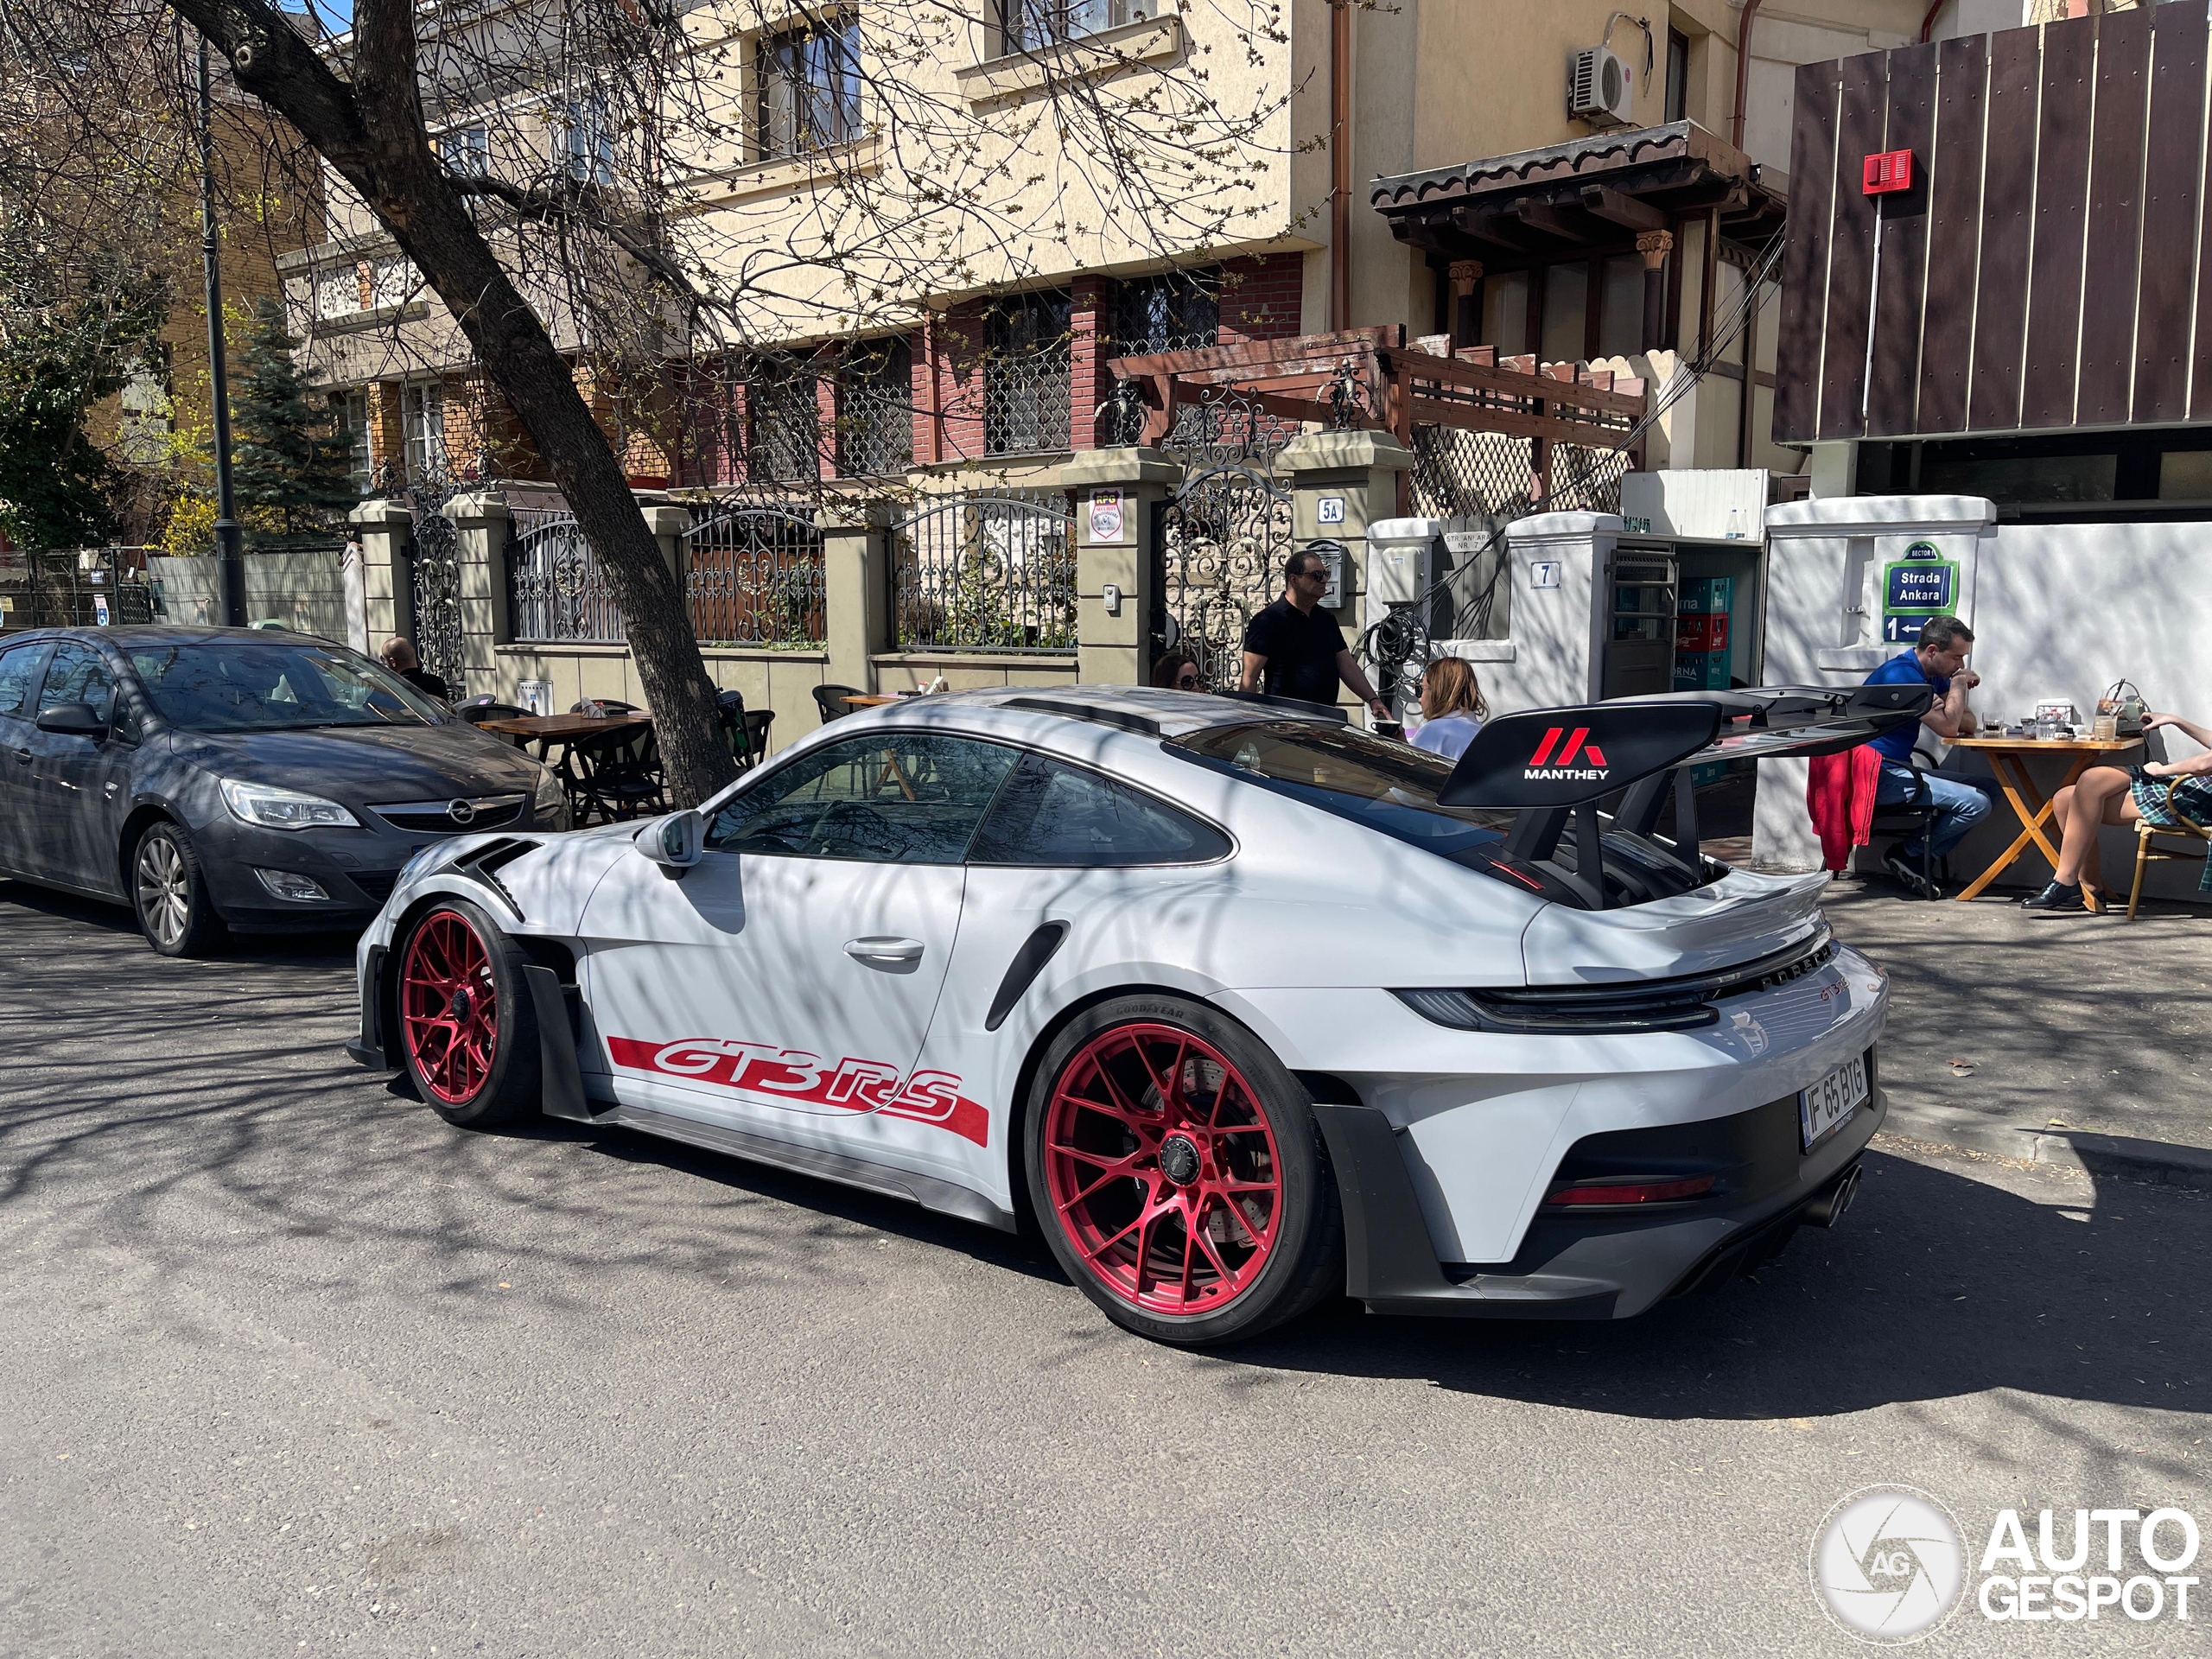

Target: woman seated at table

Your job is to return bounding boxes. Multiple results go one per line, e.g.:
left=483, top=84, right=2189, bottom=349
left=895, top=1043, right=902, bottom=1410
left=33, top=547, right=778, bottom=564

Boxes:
left=2026, top=713, right=2212, bottom=912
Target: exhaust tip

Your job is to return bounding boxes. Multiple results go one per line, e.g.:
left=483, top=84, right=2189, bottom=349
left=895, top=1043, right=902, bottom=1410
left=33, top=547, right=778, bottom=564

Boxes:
left=1804, top=1163, right=1862, bottom=1229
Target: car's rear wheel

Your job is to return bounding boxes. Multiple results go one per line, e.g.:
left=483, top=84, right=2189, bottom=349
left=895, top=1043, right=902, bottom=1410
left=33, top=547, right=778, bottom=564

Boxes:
left=1025, top=995, right=1342, bottom=1346
left=131, top=822, right=224, bottom=958
left=396, top=899, right=541, bottom=1129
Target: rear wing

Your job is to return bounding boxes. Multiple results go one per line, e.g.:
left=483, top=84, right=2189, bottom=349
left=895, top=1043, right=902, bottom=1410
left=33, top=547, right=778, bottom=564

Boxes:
left=1436, top=683, right=1932, bottom=908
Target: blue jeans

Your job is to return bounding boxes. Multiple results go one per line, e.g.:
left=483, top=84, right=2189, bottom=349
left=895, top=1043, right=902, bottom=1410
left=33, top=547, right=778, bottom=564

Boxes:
left=1875, top=763, right=1993, bottom=860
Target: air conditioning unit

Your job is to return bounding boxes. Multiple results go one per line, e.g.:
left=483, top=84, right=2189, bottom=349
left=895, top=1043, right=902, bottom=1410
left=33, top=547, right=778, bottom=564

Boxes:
left=1567, top=45, right=1635, bottom=129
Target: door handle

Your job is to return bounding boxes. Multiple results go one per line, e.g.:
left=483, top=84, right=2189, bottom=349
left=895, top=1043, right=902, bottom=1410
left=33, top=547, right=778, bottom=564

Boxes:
left=8, top=748, right=27, bottom=766
left=844, top=937, right=925, bottom=963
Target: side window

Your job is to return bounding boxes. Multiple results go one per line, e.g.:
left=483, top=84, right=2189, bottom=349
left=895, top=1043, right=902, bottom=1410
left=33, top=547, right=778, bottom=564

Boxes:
left=968, top=754, right=1230, bottom=867
left=0, top=645, right=41, bottom=720
left=706, top=733, right=1021, bottom=865
left=39, top=644, right=118, bottom=726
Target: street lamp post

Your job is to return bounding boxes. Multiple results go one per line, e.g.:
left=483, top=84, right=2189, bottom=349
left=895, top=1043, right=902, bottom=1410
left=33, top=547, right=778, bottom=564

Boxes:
left=198, top=35, right=245, bottom=627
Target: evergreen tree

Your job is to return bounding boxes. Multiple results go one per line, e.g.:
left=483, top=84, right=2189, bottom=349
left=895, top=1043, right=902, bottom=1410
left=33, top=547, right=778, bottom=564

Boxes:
left=0, top=251, right=165, bottom=552
left=229, top=296, right=359, bottom=549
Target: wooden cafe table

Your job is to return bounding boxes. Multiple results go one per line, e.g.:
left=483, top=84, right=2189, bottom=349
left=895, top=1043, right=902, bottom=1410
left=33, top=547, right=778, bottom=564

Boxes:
left=477, top=711, right=653, bottom=816
left=1946, top=733, right=2143, bottom=911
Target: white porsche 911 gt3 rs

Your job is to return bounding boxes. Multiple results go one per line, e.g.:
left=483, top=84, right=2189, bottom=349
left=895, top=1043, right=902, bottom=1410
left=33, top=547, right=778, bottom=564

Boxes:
left=346, top=680, right=1930, bottom=1346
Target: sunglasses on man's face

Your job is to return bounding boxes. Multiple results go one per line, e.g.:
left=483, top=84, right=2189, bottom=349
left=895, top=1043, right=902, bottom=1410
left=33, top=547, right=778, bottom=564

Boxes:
left=1293, top=566, right=1327, bottom=582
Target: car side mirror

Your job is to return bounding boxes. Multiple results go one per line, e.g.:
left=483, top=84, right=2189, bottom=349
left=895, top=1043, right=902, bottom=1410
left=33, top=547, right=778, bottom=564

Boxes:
left=636, top=809, right=706, bottom=873
left=35, top=702, right=106, bottom=740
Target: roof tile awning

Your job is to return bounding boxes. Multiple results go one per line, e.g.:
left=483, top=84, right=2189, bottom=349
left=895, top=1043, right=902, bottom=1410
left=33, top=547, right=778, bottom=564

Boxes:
left=1370, top=120, right=1787, bottom=270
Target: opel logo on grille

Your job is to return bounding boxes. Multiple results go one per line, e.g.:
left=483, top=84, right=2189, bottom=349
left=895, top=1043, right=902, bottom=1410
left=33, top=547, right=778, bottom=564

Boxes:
left=446, top=798, right=476, bottom=825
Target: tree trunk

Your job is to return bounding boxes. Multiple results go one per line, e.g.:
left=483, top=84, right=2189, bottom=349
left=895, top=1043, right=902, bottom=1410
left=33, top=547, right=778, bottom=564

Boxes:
left=166, top=0, right=736, bottom=805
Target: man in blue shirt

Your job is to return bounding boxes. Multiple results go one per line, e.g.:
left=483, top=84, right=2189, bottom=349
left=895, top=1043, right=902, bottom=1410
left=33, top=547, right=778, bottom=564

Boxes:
left=1865, top=615, right=1992, bottom=897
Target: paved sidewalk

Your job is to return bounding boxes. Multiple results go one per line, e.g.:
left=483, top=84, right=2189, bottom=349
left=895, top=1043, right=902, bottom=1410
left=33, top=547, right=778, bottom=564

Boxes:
left=1821, top=880, right=2212, bottom=1184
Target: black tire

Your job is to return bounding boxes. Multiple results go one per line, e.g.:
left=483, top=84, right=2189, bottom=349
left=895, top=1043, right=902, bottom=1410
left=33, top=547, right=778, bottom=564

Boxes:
left=130, top=820, right=226, bottom=958
left=1023, top=994, right=1343, bottom=1347
left=393, top=897, right=542, bottom=1129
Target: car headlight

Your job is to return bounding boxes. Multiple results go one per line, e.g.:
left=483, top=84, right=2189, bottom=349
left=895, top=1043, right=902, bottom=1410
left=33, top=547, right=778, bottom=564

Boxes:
left=396, top=843, right=439, bottom=884
left=219, top=778, right=360, bottom=831
left=532, top=764, right=566, bottom=817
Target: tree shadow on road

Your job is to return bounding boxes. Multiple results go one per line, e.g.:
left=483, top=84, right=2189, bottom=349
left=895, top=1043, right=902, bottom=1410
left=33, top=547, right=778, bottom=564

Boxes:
left=1223, top=1148, right=2209, bottom=1431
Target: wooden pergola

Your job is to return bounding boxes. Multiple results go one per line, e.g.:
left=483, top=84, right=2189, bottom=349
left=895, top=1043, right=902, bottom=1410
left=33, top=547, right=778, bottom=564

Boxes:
left=1109, top=324, right=1650, bottom=497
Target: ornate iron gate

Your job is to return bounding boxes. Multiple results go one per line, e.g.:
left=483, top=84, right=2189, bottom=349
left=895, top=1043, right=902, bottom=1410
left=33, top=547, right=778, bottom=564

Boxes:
left=682, top=504, right=823, bottom=645
left=403, top=476, right=467, bottom=685
left=1151, top=397, right=1294, bottom=690
left=890, top=492, right=1075, bottom=653
left=507, top=506, right=624, bottom=645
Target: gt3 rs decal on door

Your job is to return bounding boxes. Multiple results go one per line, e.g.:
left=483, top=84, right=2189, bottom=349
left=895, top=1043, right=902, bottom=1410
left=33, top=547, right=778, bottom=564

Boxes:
left=604, top=1036, right=991, bottom=1147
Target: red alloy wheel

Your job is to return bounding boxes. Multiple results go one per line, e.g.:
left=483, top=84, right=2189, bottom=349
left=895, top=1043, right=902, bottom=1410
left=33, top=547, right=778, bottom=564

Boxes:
left=399, top=909, right=500, bottom=1106
left=1043, top=1022, right=1284, bottom=1316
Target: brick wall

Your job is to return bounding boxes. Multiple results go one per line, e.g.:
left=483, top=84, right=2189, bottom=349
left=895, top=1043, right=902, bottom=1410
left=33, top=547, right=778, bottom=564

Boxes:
left=929, top=303, right=991, bottom=463
left=1217, top=252, right=1306, bottom=344
left=1069, top=276, right=1112, bottom=452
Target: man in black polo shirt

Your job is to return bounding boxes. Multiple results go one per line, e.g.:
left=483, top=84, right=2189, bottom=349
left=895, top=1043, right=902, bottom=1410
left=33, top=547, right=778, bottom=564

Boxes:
left=1239, top=545, right=1393, bottom=721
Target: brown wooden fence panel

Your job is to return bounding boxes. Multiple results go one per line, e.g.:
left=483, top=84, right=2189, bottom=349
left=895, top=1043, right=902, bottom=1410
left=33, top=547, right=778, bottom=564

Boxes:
left=2075, top=4, right=2153, bottom=427
left=1916, top=35, right=1988, bottom=435
left=1817, top=51, right=1891, bottom=440
left=1868, top=42, right=1936, bottom=437
left=1968, top=27, right=2044, bottom=433
left=2138, top=0, right=2209, bottom=423
left=1775, top=60, right=1841, bottom=444
left=2021, top=21, right=2095, bottom=429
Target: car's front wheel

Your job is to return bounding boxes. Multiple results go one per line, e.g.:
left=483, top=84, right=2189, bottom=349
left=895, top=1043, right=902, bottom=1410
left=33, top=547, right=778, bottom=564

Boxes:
left=395, top=898, right=542, bottom=1129
left=1024, top=995, right=1343, bottom=1346
left=131, top=821, right=224, bottom=957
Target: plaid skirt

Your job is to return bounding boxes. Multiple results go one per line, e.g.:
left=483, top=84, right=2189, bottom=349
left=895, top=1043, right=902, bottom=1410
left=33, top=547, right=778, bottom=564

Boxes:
left=2130, top=772, right=2212, bottom=890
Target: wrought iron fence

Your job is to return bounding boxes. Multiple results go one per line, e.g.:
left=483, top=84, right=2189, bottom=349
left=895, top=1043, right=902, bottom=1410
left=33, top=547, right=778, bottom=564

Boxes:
left=1155, top=461, right=1294, bottom=690
left=508, top=505, right=626, bottom=644
left=683, top=503, right=825, bottom=645
left=890, top=492, right=1076, bottom=653
left=0, top=549, right=155, bottom=628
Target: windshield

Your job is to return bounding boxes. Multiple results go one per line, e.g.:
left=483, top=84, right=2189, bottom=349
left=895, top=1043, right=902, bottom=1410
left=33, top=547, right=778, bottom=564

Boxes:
left=128, top=640, right=448, bottom=733
left=1171, top=721, right=1515, bottom=861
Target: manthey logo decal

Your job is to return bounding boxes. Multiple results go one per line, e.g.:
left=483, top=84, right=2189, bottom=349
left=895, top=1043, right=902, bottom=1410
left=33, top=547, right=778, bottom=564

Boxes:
left=1525, top=725, right=1610, bottom=784
left=605, top=1036, right=989, bottom=1147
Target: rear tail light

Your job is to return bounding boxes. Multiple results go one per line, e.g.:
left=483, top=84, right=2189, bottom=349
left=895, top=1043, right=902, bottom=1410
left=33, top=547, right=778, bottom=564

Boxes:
left=1544, top=1174, right=1716, bottom=1206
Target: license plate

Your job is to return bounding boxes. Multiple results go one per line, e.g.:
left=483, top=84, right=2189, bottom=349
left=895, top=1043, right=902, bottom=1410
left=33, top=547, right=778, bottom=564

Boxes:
left=1799, top=1055, right=1869, bottom=1151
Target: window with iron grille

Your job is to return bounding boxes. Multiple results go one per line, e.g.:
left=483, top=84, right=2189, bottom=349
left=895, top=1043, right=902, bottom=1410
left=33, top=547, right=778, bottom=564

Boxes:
left=563, top=94, right=613, bottom=186
left=442, top=124, right=489, bottom=178
left=1001, top=0, right=1143, bottom=51
left=748, top=361, right=822, bottom=483
left=836, top=337, right=912, bottom=476
left=760, top=17, right=861, bottom=160
left=983, top=290, right=1071, bottom=455
left=1110, top=270, right=1219, bottom=358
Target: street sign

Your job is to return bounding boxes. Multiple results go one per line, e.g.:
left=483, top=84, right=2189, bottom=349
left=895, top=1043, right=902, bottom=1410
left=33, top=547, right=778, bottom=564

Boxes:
left=94, top=594, right=111, bottom=626
left=1880, top=542, right=1956, bottom=648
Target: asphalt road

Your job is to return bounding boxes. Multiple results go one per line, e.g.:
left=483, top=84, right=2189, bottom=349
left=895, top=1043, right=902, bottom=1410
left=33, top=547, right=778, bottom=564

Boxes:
left=2, top=881, right=2207, bottom=1657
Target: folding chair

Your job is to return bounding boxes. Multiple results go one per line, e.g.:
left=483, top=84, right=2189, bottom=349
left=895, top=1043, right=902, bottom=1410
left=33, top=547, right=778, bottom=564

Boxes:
left=569, top=723, right=667, bottom=823
left=2126, top=809, right=2212, bottom=920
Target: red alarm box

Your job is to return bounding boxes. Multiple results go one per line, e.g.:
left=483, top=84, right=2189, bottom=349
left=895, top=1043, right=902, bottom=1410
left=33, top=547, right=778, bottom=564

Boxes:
left=1863, top=149, right=1914, bottom=194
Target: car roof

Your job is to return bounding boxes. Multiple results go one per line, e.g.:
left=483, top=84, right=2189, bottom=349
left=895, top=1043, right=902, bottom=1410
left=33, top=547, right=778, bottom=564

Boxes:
left=5, top=625, right=334, bottom=648
left=868, top=684, right=1343, bottom=741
